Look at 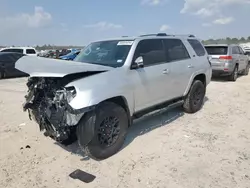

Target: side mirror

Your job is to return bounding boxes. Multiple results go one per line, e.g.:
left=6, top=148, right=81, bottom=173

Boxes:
left=131, top=56, right=144, bottom=69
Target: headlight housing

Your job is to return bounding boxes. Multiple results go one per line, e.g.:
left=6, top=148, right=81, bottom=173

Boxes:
left=65, top=86, right=77, bottom=103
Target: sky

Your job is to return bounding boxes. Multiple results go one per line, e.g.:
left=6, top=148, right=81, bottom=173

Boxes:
left=0, top=0, right=250, bottom=46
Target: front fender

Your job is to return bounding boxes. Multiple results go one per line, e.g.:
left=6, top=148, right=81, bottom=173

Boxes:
left=68, top=89, right=134, bottom=116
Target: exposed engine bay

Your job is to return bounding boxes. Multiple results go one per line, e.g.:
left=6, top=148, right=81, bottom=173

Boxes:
left=22, top=72, right=99, bottom=144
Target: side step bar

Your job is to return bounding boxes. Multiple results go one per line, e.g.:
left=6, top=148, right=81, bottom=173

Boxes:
left=133, top=98, right=184, bottom=119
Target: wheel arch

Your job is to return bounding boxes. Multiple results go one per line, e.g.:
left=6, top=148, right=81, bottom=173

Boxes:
left=101, top=96, right=132, bottom=127
left=184, top=73, right=206, bottom=96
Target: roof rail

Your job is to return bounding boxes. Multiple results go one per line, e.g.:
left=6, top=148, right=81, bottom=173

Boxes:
left=139, top=34, right=157, bottom=37
left=156, top=33, right=167, bottom=36
left=139, top=33, right=195, bottom=38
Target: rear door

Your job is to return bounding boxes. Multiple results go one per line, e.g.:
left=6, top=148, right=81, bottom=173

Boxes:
left=238, top=46, right=248, bottom=71
left=231, top=46, right=241, bottom=69
left=163, top=38, right=194, bottom=97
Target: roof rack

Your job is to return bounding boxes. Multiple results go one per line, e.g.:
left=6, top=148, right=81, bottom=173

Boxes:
left=139, top=33, right=195, bottom=38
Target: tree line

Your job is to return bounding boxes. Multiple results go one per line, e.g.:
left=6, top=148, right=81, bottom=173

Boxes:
left=1, top=36, right=250, bottom=50
left=202, top=36, right=250, bottom=45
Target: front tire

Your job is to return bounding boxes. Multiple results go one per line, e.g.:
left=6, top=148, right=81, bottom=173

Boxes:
left=183, top=80, right=206, bottom=114
left=77, top=102, right=128, bottom=160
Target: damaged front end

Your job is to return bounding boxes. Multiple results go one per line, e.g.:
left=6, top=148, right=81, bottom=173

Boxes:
left=23, top=76, right=93, bottom=144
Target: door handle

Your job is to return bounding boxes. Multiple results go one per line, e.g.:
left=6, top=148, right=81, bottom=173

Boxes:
left=163, top=69, right=169, bottom=74
left=188, top=64, right=194, bottom=68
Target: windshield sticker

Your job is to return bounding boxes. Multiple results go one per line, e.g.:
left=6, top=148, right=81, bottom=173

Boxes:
left=117, top=41, right=133, bottom=46
left=117, top=59, right=123, bottom=63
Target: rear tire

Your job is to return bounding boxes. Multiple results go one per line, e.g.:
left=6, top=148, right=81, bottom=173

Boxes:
left=77, top=101, right=128, bottom=160
left=243, top=63, right=249, bottom=76
left=228, top=66, right=238, bottom=81
left=183, top=80, right=206, bottom=114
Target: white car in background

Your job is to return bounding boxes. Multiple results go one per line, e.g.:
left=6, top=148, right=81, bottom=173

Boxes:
left=0, top=47, right=37, bottom=56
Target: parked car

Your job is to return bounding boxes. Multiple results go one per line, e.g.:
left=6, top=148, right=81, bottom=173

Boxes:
left=0, top=47, right=38, bottom=56
left=0, top=52, right=28, bottom=79
left=205, top=44, right=249, bottom=81
left=59, top=49, right=71, bottom=57
left=16, top=33, right=212, bottom=160
left=59, top=50, right=81, bottom=60
left=244, top=50, right=250, bottom=61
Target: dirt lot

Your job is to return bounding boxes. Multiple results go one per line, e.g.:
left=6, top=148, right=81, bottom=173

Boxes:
left=0, top=76, right=250, bottom=188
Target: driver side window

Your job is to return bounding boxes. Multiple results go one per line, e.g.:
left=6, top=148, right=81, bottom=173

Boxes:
left=133, top=39, right=166, bottom=67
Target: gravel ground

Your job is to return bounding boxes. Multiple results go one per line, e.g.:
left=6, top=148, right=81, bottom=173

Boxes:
left=0, top=75, right=250, bottom=188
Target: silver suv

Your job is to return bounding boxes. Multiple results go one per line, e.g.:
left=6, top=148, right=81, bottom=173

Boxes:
left=16, top=33, right=212, bottom=160
left=205, top=44, right=249, bottom=81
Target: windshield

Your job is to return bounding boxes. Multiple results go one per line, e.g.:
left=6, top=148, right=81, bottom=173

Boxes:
left=205, top=46, right=228, bottom=55
left=74, top=40, right=133, bottom=67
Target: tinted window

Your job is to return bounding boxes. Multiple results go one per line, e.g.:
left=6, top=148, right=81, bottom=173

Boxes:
left=1, top=48, right=24, bottom=53
left=163, top=39, right=190, bottom=61
left=0, top=53, right=23, bottom=62
left=245, top=51, right=250, bottom=56
left=0, top=54, right=14, bottom=62
left=26, top=49, right=36, bottom=54
left=187, top=39, right=206, bottom=56
left=134, top=39, right=166, bottom=66
left=232, top=46, right=240, bottom=54
left=205, top=46, right=228, bottom=55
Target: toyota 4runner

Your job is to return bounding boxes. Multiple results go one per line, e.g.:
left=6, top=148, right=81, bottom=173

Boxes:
left=16, top=33, right=212, bottom=160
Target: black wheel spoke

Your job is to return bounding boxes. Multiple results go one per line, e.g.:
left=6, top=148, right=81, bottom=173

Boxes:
left=97, top=116, right=120, bottom=147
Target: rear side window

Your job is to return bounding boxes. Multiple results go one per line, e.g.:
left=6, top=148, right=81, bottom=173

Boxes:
left=163, top=39, right=190, bottom=62
left=134, top=39, right=166, bottom=66
left=1, top=48, right=24, bottom=54
left=187, top=39, right=206, bottom=56
left=232, top=46, right=240, bottom=54
left=205, top=46, right=228, bottom=55
left=26, top=49, right=36, bottom=54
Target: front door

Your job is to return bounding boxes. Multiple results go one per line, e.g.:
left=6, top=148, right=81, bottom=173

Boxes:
left=130, top=39, right=172, bottom=112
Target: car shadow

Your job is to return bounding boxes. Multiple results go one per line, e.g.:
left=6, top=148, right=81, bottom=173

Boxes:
left=122, top=107, right=184, bottom=150
left=211, top=75, right=244, bottom=82
left=0, top=75, right=28, bottom=80
left=123, top=96, right=209, bottom=150
left=54, top=96, right=209, bottom=160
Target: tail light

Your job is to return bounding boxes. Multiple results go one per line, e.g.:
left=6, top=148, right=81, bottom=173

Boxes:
left=219, top=55, right=232, bottom=60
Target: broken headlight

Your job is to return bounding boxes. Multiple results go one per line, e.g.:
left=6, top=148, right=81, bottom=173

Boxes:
left=65, top=86, right=77, bottom=103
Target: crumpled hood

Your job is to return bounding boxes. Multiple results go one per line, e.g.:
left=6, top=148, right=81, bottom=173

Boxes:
left=15, top=56, right=113, bottom=77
